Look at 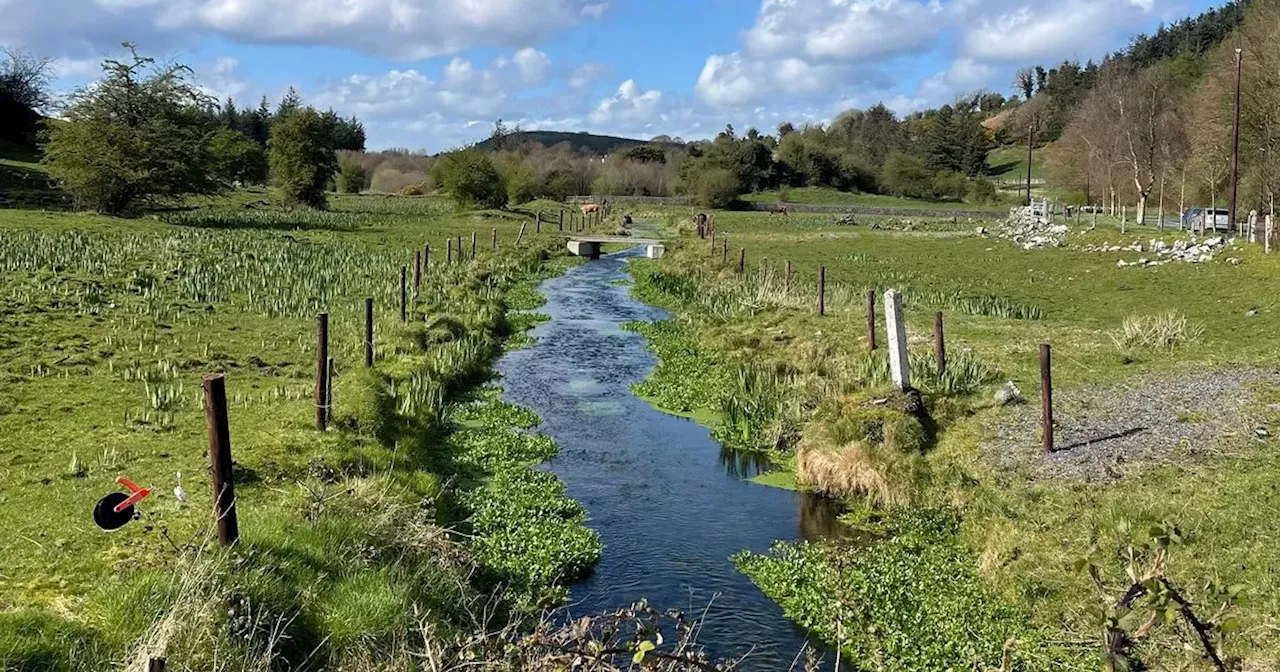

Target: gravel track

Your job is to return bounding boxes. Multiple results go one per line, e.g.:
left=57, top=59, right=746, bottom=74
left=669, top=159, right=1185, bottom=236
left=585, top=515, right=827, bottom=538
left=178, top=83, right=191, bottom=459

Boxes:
left=985, top=368, right=1280, bottom=481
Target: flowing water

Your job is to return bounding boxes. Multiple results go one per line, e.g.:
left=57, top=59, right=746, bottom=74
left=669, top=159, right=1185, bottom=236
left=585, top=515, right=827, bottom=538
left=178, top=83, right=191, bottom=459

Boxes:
left=497, top=247, right=846, bottom=669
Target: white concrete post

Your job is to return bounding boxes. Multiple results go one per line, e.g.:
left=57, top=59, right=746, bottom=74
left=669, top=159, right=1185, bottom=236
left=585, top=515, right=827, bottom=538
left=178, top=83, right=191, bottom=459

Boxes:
left=1249, top=210, right=1258, bottom=244
left=884, top=289, right=909, bottom=391
left=1266, top=215, right=1274, bottom=255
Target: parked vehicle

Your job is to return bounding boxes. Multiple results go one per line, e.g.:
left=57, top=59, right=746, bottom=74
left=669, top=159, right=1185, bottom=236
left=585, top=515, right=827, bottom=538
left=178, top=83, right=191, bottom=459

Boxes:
left=1181, top=207, right=1231, bottom=231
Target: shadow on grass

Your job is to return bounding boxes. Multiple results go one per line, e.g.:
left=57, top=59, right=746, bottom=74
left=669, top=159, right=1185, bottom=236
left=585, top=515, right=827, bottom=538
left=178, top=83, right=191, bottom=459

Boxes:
left=1054, top=426, right=1150, bottom=453
left=0, top=151, right=72, bottom=211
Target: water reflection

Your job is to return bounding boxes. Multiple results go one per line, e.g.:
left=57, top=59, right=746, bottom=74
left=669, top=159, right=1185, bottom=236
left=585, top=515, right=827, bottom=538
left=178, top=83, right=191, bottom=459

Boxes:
left=718, top=444, right=774, bottom=479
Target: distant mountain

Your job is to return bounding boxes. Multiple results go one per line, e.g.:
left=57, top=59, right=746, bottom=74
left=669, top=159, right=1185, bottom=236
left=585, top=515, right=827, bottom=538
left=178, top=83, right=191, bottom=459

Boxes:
left=473, top=130, right=682, bottom=155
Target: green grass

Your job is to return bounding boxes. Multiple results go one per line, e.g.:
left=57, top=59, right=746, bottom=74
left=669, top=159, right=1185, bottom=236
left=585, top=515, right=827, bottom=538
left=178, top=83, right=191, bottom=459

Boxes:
left=987, top=144, right=1046, bottom=181
left=742, top=186, right=1009, bottom=211
left=0, top=191, right=594, bottom=668
left=630, top=204, right=1280, bottom=668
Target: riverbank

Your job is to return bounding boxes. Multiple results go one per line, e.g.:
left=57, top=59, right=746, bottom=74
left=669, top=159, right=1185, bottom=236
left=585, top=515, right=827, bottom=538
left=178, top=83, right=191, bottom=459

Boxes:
left=0, top=198, right=604, bottom=669
left=622, top=205, right=1280, bottom=670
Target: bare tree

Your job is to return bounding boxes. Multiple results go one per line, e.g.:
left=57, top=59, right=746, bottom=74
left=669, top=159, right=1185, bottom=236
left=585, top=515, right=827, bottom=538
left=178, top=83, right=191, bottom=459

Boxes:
left=1014, top=67, right=1036, bottom=100
left=0, top=48, right=54, bottom=112
left=0, top=48, right=55, bottom=143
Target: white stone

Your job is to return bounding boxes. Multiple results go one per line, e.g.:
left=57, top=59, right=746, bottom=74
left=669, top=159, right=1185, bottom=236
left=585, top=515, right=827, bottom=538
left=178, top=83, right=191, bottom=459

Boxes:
left=884, top=289, right=910, bottom=391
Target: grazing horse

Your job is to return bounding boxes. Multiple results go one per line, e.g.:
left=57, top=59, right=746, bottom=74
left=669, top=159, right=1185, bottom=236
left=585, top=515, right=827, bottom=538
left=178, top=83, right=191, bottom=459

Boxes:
left=769, top=204, right=788, bottom=217
left=580, top=203, right=601, bottom=215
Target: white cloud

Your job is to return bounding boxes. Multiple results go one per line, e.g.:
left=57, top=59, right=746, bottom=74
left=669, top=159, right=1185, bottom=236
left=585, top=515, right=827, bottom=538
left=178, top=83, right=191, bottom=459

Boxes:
left=743, top=0, right=946, bottom=62
left=311, top=48, right=556, bottom=136
left=512, top=48, right=552, bottom=86
left=589, top=79, right=665, bottom=127
left=567, top=62, right=612, bottom=89
left=196, top=56, right=253, bottom=102
left=698, top=0, right=945, bottom=110
left=1, top=0, right=605, bottom=60
left=49, top=57, right=102, bottom=80
left=959, top=0, right=1156, bottom=63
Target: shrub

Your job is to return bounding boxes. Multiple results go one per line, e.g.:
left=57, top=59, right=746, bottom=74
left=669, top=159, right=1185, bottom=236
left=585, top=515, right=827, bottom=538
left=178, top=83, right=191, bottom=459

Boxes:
left=42, top=45, right=219, bottom=214
left=541, top=168, right=577, bottom=201
left=879, top=151, right=934, bottom=199
left=930, top=170, right=968, bottom=200
left=966, top=176, right=998, bottom=204
left=431, top=150, right=506, bottom=209
left=336, top=158, right=367, bottom=193
left=268, top=107, right=339, bottom=208
left=692, top=167, right=740, bottom=208
left=504, top=164, right=540, bottom=205
left=208, top=128, right=268, bottom=187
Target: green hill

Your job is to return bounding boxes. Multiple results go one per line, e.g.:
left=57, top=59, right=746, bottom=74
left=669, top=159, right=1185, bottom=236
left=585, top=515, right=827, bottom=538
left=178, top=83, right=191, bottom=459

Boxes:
left=473, top=130, right=680, bottom=155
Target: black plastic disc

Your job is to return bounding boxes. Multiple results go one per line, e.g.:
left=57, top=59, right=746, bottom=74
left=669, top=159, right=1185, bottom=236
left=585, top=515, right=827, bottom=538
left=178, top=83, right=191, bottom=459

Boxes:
left=94, top=492, right=134, bottom=531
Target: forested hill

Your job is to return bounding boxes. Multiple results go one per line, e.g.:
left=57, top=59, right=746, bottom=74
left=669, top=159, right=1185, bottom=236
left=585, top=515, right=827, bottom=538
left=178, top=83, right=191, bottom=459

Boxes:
left=473, top=130, right=682, bottom=155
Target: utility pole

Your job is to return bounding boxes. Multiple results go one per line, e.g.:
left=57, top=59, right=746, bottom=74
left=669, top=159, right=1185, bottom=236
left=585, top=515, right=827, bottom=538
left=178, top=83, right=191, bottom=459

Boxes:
left=1026, top=122, right=1035, bottom=207
left=1229, top=48, right=1243, bottom=233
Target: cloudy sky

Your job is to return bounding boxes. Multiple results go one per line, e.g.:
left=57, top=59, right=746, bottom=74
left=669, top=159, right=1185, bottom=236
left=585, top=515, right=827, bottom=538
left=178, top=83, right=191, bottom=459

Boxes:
left=3, top=0, right=1220, bottom=152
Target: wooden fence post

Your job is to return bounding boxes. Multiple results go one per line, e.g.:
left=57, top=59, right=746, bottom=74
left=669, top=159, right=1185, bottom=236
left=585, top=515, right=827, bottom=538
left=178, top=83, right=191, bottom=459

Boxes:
left=517, top=222, right=527, bottom=246
left=491, top=227, right=497, bottom=251
left=784, top=260, right=792, bottom=293
left=709, top=230, right=715, bottom=255
left=866, top=290, right=877, bottom=351
left=535, top=211, right=542, bottom=233
left=446, top=238, right=453, bottom=263
left=471, top=231, right=477, bottom=258
left=457, top=235, right=463, bottom=261
left=315, top=313, right=328, bottom=430
left=1040, top=343, right=1054, bottom=453
left=934, top=312, right=946, bottom=375
left=818, top=266, right=826, bottom=316
left=721, top=239, right=728, bottom=264
left=399, top=266, right=407, bottom=323
left=203, top=374, right=238, bottom=546
left=414, top=251, right=422, bottom=295
left=148, top=658, right=167, bottom=672
left=326, top=357, right=335, bottom=425
left=885, top=289, right=909, bottom=390
left=559, top=210, right=564, bottom=231
left=364, top=298, right=374, bottom=368
left=738, top=248, right=745, bottom=275
left=424, top=242, right=430, bottom=269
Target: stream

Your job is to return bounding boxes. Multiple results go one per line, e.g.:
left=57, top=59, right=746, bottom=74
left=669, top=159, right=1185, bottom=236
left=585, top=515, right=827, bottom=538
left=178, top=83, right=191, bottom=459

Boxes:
left=496, top=246, right=846, bottom=669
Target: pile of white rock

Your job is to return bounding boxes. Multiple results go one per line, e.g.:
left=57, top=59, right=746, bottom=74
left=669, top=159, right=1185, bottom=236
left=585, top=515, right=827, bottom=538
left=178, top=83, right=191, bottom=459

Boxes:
left=1090, top=236, right=1239, bottom=267
left=1003, top=206, right=1069, bottom=249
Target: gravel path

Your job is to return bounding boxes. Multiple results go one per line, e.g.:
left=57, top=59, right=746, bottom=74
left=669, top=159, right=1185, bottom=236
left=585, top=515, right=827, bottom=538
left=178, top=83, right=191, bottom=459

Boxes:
left=985, top=368, right=1280, bottom=481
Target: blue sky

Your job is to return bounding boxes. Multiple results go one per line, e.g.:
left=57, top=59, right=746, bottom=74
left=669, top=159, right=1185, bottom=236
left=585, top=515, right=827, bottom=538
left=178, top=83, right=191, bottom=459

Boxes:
left=4, top=0, right=1222, bottom=152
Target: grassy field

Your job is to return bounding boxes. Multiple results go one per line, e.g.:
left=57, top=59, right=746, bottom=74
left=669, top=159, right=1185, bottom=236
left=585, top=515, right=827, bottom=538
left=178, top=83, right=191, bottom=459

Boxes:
left=623, top=205, right=1280, bottom=669
left=741, top=186, right=1012, bottom=211
left=0, top=163, right=625, bottom=668
left=988, top=144, right=1047, bottom=182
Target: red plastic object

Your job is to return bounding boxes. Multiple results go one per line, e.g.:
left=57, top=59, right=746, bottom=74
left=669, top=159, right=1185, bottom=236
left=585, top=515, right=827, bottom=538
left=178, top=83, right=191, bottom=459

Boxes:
left=113, top=477, right=151, bottom=513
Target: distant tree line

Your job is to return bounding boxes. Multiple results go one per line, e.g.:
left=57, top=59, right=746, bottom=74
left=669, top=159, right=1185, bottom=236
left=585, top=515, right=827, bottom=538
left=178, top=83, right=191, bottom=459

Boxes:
left=1043, top=0, right=1279, bottom=221
left=216, top=92, right=365, bottom=154
left=426, top=100, right=1005, bottom=209
left=30, top=43, right=358, bottom=214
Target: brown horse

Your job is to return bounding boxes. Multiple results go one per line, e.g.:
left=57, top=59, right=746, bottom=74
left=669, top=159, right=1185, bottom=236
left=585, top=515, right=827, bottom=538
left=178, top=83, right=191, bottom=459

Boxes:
left=769, top=204, right=788, bottom=217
